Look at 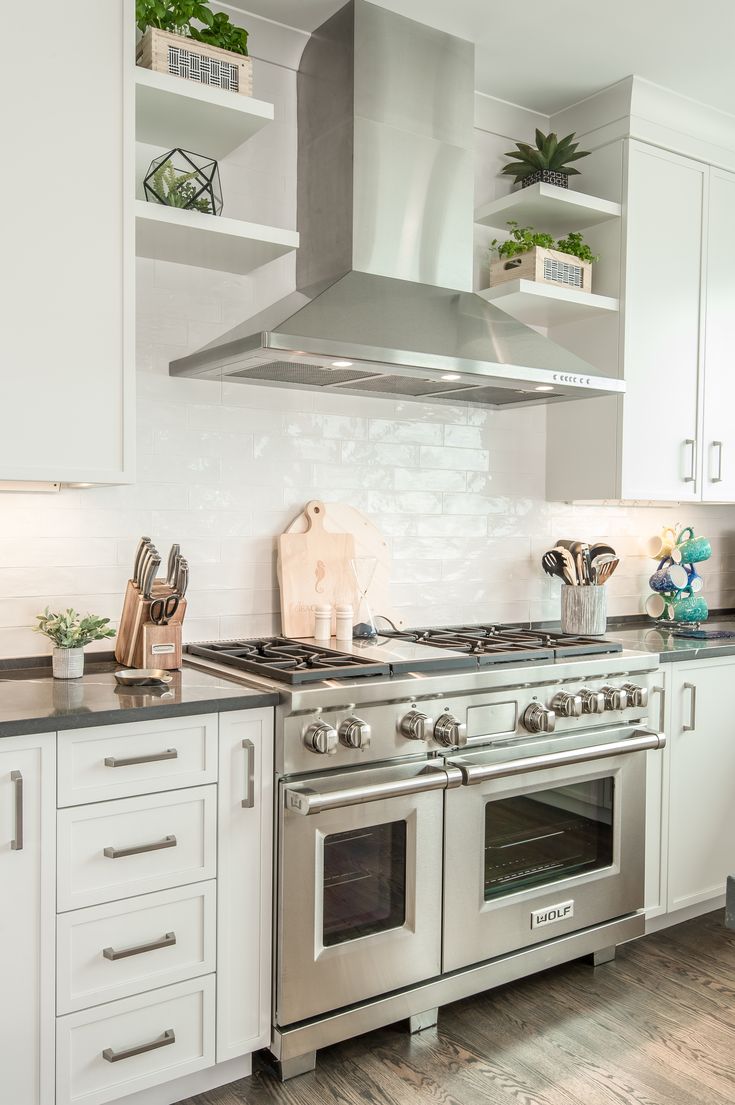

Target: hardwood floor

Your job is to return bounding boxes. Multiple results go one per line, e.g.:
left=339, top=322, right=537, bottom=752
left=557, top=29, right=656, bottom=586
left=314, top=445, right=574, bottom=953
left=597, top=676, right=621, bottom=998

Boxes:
left=181, top=910, right=735, bottom=1105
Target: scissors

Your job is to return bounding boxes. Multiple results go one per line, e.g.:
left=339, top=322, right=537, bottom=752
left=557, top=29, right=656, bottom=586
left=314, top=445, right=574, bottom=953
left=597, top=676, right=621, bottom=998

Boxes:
left=149, top=594, right=180, bottom=626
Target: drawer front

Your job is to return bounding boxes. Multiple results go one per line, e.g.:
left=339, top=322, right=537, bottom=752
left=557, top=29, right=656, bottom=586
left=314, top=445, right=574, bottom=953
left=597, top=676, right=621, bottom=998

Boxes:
left=57, top=786, right=216, bottom=912
left=56, top=975, right=215, bottom=1105
left=57, top=882, right=216, bottom=1014
left=58, top=714, right=218, bottom=806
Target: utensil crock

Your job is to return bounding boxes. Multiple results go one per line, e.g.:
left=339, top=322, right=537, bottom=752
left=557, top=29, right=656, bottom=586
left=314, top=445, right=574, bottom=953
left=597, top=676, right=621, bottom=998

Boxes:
left=561, top=585, right=607, bottom=636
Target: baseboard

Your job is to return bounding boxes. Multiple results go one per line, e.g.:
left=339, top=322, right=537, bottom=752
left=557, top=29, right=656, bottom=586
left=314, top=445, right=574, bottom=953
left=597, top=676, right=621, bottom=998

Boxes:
left=645, top=895, right=725, bottom=934
left=108, top=1055, right=252, bottom=1105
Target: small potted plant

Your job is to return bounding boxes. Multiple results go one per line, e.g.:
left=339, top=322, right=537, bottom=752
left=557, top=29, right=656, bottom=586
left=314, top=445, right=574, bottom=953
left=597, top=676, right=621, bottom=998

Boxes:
left=144, top=148, right=223, bottom=214
left=489, top=221, right=600, bottom=293
left=502, top=130, right=590, bottom=189
left=34, top=608, right=116, bottom=680
left=136, top=0, right=252, bottom=97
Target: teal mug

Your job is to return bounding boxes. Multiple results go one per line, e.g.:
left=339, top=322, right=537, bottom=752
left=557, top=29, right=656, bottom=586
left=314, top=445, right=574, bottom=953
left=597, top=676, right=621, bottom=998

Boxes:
left=669, top=587, right=708, bottom=623
left=676, top=527, right=712, bottom=564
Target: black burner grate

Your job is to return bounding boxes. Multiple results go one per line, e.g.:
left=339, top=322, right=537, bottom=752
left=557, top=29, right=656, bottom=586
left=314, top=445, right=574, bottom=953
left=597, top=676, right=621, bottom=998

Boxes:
left=378, top=624, right=621, bottom=665
left=186, top=637, right=391, bottom=685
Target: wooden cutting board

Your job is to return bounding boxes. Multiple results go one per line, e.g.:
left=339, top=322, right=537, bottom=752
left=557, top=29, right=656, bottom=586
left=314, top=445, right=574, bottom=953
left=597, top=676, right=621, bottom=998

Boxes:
left=282, top=502, right=402, bottom=634
left=278, top=501, right=357, bottom=637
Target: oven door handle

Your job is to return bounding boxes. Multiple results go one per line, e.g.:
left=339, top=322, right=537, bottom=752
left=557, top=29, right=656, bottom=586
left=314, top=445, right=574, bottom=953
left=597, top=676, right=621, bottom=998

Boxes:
left=284, top=764, right=462, bottom=816
left=450, top=728, right=666, bottom=786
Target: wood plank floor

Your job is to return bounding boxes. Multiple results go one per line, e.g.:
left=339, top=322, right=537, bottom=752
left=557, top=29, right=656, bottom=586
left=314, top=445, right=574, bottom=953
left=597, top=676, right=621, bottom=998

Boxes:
left=181, top=910, right=735, bottom=1105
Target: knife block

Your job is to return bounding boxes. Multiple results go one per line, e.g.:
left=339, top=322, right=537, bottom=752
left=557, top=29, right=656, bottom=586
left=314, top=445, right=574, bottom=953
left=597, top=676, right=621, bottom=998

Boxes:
left=115, top=580, right=187, bottom=670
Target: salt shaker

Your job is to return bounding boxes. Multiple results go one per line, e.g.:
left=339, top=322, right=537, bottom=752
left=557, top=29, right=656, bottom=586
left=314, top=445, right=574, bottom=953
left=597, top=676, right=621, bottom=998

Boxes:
left=313, top=604, right=332, bottom=641
left=335, top=604, right=354, bottom=641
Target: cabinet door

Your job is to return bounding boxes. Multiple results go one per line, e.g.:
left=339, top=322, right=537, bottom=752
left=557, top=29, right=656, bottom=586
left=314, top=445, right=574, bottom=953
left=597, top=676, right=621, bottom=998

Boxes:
left=217, top=708, right=274, bottom=1062
left=1, top=0, right=134, bottom=484
left=668, top=660, right=735, bottom=911
left=0, top=734, right=55, bottom=1105
left=702, top=168, right=735, bottom=501
left=621, top=142, right=705, bottom=500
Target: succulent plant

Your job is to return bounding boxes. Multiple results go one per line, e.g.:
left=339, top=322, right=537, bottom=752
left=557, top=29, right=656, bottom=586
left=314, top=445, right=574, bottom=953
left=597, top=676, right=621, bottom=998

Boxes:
left=502, top=130, right=591, bottom=186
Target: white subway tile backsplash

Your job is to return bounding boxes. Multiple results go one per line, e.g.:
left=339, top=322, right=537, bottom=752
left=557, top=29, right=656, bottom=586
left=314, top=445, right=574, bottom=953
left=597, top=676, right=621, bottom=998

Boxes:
left=420, top=445, right=490, bottom=471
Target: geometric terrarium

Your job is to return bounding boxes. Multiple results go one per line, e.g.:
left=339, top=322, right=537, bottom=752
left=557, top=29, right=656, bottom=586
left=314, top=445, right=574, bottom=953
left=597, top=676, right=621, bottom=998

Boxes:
left=143, top=148, right=223, bottom=215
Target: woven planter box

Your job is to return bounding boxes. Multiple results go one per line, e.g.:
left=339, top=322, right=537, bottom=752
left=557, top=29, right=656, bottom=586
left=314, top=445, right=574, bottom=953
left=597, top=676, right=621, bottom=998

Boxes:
left=489, top=246, right=593, bottom=292
left=137, top=28, right=253, bottom=97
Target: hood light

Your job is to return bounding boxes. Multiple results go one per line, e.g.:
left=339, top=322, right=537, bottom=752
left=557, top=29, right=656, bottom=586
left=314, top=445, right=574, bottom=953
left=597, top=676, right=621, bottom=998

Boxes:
left=535, top=385, right=554, bottom=392
left=441, top=373, right=461, bottom=381
left=331, top=360, right=353, bottom=368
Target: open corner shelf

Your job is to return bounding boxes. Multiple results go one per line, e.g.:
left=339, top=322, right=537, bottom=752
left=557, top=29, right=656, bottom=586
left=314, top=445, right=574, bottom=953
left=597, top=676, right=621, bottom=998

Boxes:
left=475, top=182, right=622, bottom=235
left=478, top=279, right=619, bottom=327
left=135, top=200, right=299, bottom=275
left=135, top=67, right=275, bottom=159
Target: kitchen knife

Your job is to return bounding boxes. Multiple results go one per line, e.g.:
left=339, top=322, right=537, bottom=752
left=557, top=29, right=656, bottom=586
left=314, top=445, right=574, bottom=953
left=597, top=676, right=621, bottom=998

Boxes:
left=176, top=558, right=189, bottom=598
left=142, top=554, right=161, bottom=600
left=167, top=544, right=181, bottom=587
left=133, top=537, right=151, bottom=588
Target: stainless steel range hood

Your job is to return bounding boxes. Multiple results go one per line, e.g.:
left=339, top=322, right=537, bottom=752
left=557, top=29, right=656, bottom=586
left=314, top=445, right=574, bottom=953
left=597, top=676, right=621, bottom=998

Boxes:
left=170, top=1, right=623, bottom=409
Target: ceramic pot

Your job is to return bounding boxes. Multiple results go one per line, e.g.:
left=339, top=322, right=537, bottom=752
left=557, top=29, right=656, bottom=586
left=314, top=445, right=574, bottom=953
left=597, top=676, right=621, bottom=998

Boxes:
left=52, top=647, right=84, bottom=679
left=561, top=584, right=607, bottom=636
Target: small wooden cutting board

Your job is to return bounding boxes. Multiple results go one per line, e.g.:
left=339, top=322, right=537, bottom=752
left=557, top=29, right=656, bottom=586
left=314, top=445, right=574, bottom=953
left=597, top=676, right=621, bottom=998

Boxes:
left=277, top=501, right=357, bottom=637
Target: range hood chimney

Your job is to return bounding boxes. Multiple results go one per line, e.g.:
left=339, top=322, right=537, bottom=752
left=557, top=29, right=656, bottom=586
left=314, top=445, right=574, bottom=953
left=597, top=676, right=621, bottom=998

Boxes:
left=170, top=0, right=623, bottom=409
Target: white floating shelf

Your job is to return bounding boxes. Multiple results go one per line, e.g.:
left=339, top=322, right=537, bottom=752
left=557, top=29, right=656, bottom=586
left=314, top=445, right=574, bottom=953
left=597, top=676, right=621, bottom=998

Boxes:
left=135, top=201, right=299, bottom=275
left=475, top=183, right=622, bottom=234
left=478, top=279, right=619, bottom=327
left=135, top=68, right=274, bottom=159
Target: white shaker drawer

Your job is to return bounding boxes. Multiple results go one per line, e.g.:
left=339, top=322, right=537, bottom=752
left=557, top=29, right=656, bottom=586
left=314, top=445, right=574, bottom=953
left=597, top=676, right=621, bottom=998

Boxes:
left=57, top=786, right=216, bottom=912
left=58, top=714, right=218, bottom=806
left=56, top=975, right=215, bottom=1105
left=57, top=882, right=216, bottom=1014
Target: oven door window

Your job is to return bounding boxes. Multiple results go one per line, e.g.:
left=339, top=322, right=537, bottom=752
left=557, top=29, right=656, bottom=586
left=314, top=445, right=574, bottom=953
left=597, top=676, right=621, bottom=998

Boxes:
left=323, top=820, right=407, bottom=946
left=484, top=777, right=614, bottom=900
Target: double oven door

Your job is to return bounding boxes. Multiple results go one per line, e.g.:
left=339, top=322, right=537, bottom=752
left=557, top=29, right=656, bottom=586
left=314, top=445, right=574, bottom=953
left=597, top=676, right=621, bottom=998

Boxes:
left=443, top=725, right=660, bottom=972
left=277, top=759, right=459, bottom=1027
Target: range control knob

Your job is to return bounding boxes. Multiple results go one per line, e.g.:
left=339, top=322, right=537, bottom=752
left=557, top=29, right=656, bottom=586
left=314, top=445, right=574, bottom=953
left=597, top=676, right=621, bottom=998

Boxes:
left=433, top=713, right=468, bottom=748
left=601, top=685, right=629, bottom=711
left=339, top=716, right=372, bottom=750
left=522, top=703, right=556, bottom=734
left=579, top=688, right=606, bottom=714
left=550, top=691, right=583, bottom=718
left=621, top=683, right=649, bottom=709
left=303, top=720, right=338, bottom=755
left=399, top=710, right=434, bottom=741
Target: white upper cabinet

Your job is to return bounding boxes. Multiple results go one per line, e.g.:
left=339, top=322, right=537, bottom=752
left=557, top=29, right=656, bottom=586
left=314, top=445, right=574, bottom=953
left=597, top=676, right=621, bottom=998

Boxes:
left=1, top=0, right=134, bottom=484
left=701, top=168, right=735, bottom=501
left=547, top=140, right=735, bottom=503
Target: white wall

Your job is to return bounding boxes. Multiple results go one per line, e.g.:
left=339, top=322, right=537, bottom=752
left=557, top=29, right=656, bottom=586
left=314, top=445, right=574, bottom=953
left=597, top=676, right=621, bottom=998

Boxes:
left=0, top=15, right=733, bottom=659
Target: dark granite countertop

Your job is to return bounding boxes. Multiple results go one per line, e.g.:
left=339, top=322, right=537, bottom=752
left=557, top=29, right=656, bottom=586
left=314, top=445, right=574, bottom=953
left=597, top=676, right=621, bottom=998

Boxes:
left=608, top=617, right=735, bottom=663
left=0, top=658, right=278, bottom=738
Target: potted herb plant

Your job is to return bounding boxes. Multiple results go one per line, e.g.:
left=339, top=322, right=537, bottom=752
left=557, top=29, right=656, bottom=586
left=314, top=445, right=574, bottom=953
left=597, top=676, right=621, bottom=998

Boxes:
left=502, top=130, right=590, bottom=190
left=489, top=221, right=600, bottom=293
left=136, top=0, right=252, bottom=97
left=34, top=608, right=116, bottom=679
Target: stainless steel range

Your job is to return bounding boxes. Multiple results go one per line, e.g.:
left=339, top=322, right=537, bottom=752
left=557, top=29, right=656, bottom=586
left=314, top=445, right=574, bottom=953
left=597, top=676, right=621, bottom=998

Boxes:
left=186, top=626, right=664, bottom=1080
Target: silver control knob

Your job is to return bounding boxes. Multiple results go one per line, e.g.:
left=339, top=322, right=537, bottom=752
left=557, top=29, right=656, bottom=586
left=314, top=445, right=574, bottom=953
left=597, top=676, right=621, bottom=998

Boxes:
left=601, top=685, right=629, bottom=711
left=522, top=703, right=556, bottom=734
left=338, top=716, right=372, bottom=750
left=303, top=720, right=338, bottom=755
left=399, top=710, right=434, bottom=741
left=621, top=683, right=649, bottom=709
left=550, top=691, right=583, bottom=718
left=433, top=713, right=468, bottom=748
left=579, top=688, right=606, bottom=714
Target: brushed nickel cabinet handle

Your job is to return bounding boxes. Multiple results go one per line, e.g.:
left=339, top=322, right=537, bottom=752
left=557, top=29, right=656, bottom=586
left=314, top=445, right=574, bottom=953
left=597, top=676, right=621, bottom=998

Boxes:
left=712, top=440, right=724, bottom=483
left=10, top=770, right=23, bottom=851
left=683, top=439, right=697, bottom=483
left=652, top=684, right=666, bottom=735
left=104, top=748, right=178, bottom=768
left=103, top=1028, right=175, bottom=1063
left=241, top=739, right=255, bottom=809
left=680, top=680, right=694, bottom=733
left=104, top=834, right=177, bottom=860
left=103, top=931, right=176, bottom=961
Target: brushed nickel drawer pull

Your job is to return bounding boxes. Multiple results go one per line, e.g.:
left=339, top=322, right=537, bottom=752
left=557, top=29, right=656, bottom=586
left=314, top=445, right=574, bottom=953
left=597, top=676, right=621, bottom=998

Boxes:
left=10, top=770, right=23, bottom=851
left=241, top=739, right=255, bottom=808
left=104, top=748, right=178, bottom=769
left=103, top=931, right=176, bottom=961
left=682, top=682, right=697, bottom=732
left=103, top=1028, right=175, bottom=1063
left=104, top=834, right=177, bottom=860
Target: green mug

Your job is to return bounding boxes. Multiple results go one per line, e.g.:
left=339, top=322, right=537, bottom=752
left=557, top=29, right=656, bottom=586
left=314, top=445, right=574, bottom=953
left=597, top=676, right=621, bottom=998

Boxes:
left=669, top=587, right=708, bottom=623
left=676, top=527, right=712, bottom=564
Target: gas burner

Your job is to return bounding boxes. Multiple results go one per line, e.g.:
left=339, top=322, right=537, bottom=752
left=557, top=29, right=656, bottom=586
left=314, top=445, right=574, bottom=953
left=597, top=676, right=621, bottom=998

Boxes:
left=378, top=623, right=622, bottom=664
left=187, top=638, right=392, bottom=685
